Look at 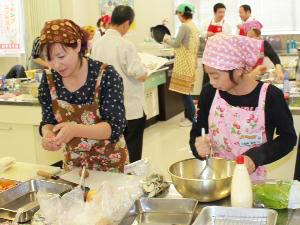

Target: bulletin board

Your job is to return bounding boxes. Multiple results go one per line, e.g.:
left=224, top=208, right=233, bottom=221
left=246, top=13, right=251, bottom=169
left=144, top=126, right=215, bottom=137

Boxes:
left=0, top=0, right=25, bottom=56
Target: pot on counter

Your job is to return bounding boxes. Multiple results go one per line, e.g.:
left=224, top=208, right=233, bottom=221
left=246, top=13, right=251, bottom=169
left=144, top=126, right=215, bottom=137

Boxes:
left=169, top=158, right=235, bottom=202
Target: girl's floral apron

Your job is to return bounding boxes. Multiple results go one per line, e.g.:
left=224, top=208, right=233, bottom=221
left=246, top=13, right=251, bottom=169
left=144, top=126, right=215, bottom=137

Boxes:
left=208, top=83, right=269, bottom=181
left=47, top=65, right=129, bottom=172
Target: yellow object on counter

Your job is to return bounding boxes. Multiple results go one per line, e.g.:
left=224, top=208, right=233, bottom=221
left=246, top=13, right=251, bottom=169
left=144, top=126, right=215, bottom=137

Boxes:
left=25, top=70, right=37, bottom=79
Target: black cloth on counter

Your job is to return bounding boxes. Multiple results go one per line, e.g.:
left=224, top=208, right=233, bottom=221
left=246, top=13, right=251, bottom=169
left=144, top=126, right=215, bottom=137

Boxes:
left=264, top=40, right=281, bottom=65
left=190, top=81, right=297, bottom=168
left=38, top=58, right=126, bottom=143
left=6, top=65, right=26, bottom=79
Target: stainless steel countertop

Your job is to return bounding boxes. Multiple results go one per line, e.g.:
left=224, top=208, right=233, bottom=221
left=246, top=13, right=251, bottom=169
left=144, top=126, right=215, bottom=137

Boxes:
left=158, top=185, right=300, bottom=225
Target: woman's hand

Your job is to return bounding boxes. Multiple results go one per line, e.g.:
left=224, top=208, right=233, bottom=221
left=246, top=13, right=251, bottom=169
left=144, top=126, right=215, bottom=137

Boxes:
left=42, top=129, right=61, bottom=151
left=250, top=65, right=267, bottom=79
left=195, top=136, right=211, bottom=158
left=244, top=155, right=256, bottom=174
left=52, top=122, right=79, bottom=146
left=163, top=34, right=171, bottom=43
left=275, top=66, right=284, bottom=83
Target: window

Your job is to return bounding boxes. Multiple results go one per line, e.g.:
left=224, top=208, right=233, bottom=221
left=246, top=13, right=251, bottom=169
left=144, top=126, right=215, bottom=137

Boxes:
left=0, top=0, right=25, bottom=56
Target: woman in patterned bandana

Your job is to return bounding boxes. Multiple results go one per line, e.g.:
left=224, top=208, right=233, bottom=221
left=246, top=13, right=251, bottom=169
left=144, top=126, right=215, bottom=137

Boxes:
left=38, top=19, right=129, bottom=172
left=190, top=34, right=296, bottom=181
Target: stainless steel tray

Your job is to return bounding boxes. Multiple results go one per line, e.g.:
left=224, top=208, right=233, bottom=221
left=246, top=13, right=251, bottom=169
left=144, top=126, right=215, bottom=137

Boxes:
left=119, top=197, right=198, bottom=225
left=192, top=206, right=278, bottom=225
left=0, top=179, right=72, bottom=223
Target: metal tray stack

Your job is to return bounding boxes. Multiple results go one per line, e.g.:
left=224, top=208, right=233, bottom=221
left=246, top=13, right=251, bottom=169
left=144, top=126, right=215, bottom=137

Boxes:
left=119, top=197, right=198, bottom=225
left=192, top=206, right=278, bottom=225
left=0, top=179, right=72, bottom=223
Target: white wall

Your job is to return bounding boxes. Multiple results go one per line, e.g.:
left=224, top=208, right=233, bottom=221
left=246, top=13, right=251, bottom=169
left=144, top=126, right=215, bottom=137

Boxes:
left=125, top=0, right=175, bottom=49
left=60, top=0, right=99, bottom=27
left=59, top=0, right=175, bottom=50
left=0, top=0, right=176, bottom=75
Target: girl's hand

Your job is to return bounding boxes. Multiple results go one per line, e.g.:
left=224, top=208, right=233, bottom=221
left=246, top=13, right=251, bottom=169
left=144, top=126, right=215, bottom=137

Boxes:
left=244, top=155, right=256, bottom=174
left=195, top=136, right=211, bottom=158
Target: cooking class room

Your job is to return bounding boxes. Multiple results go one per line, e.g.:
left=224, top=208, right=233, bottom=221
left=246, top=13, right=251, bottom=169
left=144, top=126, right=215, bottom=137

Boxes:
left=0, top=0, right=300, bottom=224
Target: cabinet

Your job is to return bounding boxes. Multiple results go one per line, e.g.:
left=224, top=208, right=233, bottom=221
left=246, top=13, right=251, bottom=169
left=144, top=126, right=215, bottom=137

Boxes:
left=158, top=65, right=185, bottom=121
left=0, top=105, right=63, bottom=165
left=144, top=70, right=167, bottom=121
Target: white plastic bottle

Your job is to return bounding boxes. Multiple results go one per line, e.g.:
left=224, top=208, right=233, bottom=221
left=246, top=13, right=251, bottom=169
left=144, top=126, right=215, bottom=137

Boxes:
left=283, top=72, right=290, bottom=94
left=231, top=155, right=253, bottom=208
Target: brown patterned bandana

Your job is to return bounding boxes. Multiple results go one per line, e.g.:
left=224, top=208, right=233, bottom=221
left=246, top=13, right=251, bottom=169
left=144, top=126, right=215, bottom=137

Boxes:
left=40, top=19, right=85, bottom=45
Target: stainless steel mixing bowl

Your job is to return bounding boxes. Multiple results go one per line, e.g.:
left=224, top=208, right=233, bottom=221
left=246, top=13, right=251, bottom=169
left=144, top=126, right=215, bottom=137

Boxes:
left=169, top=158, right=235, bottom=202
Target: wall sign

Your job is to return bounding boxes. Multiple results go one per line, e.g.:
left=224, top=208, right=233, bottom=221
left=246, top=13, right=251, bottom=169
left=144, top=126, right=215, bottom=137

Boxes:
left=0, top=0, right=25, bottom=56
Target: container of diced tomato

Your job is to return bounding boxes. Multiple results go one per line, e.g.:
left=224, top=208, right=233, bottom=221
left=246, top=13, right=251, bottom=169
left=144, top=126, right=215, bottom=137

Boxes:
left=0, top=178, right=19, bottom=193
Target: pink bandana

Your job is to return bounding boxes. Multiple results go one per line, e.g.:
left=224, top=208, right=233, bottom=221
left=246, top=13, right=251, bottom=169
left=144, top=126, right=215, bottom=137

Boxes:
left=203, top=34, right=263, bottom=71
left=242, top=20, right=263, bottom=34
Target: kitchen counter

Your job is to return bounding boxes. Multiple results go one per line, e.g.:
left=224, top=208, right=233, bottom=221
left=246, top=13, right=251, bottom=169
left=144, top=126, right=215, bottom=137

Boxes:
left=157, top=185, right=300, bottom=225
left=0, top=174, right=299, bottom=224
left=0, top=99, right=39, bottom=106
left=0, top=162, right=60, bottom=182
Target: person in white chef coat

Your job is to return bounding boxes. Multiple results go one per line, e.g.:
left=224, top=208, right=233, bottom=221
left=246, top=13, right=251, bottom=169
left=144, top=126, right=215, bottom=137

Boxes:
left=237, top=5, right=253, bottom=36
left=91, top=5, right=147, bottom=163
left=200, top=3, right=232, bottom=39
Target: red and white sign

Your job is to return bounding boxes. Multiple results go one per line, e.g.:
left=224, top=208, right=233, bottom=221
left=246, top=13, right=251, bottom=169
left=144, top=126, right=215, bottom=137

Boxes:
left=0, top=0, right=24, bottom=55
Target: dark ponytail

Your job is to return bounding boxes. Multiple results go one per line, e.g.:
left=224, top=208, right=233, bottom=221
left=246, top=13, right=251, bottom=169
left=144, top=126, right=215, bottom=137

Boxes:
left=182, top=6, right=193, bottom=19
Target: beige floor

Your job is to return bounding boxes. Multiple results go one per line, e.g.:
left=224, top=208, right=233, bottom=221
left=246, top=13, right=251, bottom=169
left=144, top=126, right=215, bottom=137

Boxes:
left=142, top=113, right=297, bottom=181
left=142, top=113, right=193, bottom=181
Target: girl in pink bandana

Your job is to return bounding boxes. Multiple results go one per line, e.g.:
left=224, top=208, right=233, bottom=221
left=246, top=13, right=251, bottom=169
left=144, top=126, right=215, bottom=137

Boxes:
left=190, top=34, right=296, bottom=181
left=241, top=20, right=284, bottom=81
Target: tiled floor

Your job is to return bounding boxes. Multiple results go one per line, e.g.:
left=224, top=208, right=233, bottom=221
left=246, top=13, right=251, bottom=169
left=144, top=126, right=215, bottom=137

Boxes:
left=142, top=113, right=193, bottom=181
left=142, top=113, right=297, bottom=181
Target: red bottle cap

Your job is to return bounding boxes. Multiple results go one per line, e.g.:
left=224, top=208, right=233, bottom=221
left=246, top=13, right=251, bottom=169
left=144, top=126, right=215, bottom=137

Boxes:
left=236, top=155, right=244, bottom=164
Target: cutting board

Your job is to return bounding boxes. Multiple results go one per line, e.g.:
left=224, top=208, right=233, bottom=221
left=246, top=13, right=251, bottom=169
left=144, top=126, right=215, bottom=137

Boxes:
left=60, top=168, right=141, bottom=189
left=0, top=162, right=61, bottom=182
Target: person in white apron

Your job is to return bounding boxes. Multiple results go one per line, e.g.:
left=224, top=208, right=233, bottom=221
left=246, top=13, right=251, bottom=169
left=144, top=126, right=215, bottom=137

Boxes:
left=201, top=3, right=232, bottom=87
left=190, top=34, right=297, bottom=181
left=237, top=4, right=252, bottom=36
left=164, top=3, right=199, bottom=127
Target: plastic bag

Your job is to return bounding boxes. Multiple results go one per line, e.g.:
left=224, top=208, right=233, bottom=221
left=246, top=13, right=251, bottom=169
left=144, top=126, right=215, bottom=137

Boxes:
left=253, top=180, right=292, bottom=209
left=124, top=159, right=151, bottom=177
left=37, top=180, right=143, bottom=225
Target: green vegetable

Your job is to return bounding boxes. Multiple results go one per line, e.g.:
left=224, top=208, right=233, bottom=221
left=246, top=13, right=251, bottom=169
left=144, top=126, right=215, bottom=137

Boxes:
left=253, top=181, right=292, bottom=209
